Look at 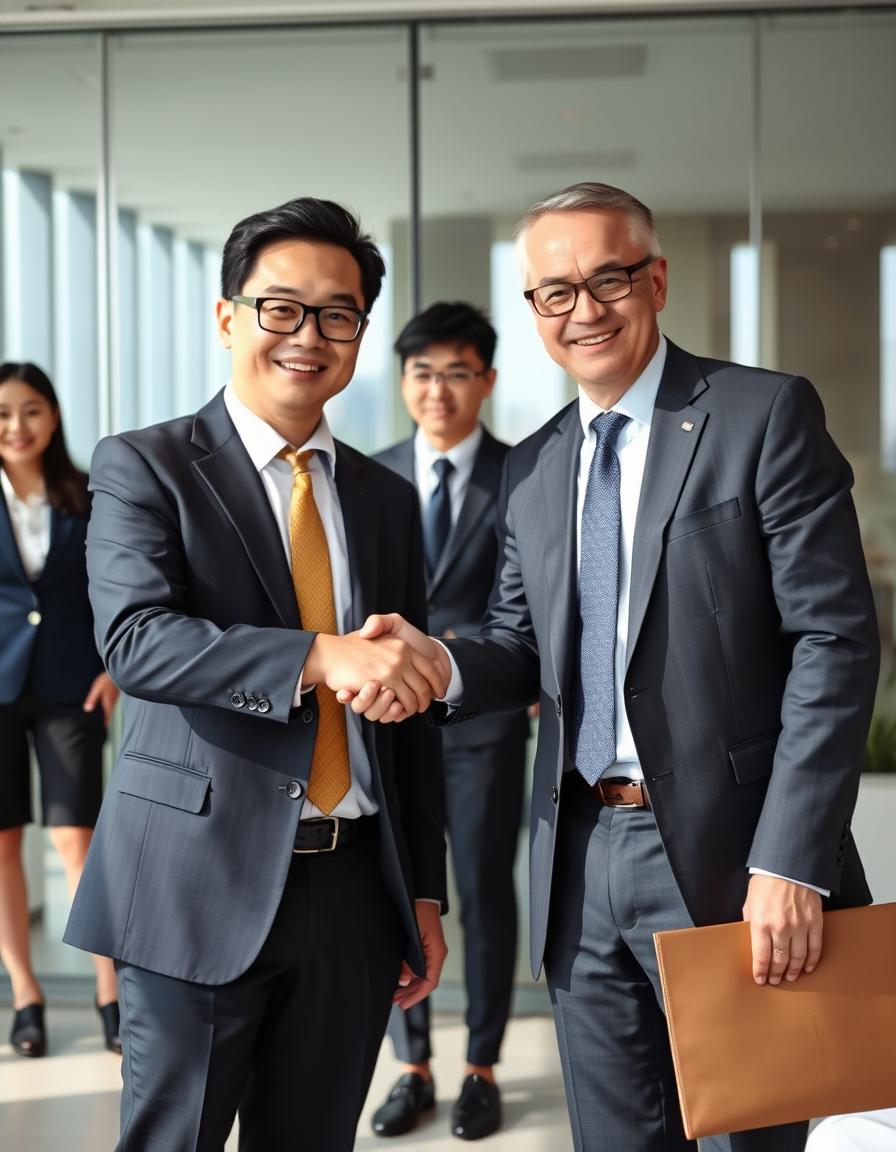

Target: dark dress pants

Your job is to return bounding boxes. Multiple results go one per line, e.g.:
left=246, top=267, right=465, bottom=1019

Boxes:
left=388, top=737, right=526, bottom=1067
left=115, top=831, right=404, bottom=1152
left=545, top=777, right=808, bottom=1152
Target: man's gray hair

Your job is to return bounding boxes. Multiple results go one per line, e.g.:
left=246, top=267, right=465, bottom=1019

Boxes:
left=513, top=182, right=662, bottom=258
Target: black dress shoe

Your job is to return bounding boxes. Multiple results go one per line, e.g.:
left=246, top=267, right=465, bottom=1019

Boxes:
left=451, top=1074, right=501, bottom=1140
left=371, top=1072, right=436, bottom=1136
left=96, top=1000, right=122, bottom=1054
left=10, top=1003, right=46, bottom=1058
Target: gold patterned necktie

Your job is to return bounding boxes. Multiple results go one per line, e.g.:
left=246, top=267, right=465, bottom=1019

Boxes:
left=281, top=448, right=351, bottom=814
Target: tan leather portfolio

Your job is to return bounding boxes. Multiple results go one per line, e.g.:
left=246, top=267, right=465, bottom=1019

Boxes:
left=654, top=902, right=896, bottom=1139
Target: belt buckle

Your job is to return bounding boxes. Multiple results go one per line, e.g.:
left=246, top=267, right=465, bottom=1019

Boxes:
left=293, top=816, right=340, bottom=854
left=601, top=782, right=643, bottom=809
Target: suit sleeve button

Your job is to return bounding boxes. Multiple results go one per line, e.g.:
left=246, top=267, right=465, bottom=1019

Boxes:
left=246, top=694, right=258, bottom=711
left=286, top=780, right=304, bottom=799
left=230, top=692, right=246, bottom=709
left=551, top=785, right=559, bottom=804
left=257, top=697, right=271, bottom=714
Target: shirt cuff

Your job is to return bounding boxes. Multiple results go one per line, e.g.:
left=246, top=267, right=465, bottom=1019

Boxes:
left=748, top=867, right=830, bottom=898
left=434, top=640, right=463, bottom=704
left=292, top=673, right=315, bottom=708
left=415, top=898, right=442, bottom=906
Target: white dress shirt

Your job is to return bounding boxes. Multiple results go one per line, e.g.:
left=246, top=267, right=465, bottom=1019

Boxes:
left=413, top=423, right=483, bottom=528
left=223, top=384, right=377, bottom=820
left=1, top=467, right=50, bottom=581
left=575, top=336, right=666, bottom=781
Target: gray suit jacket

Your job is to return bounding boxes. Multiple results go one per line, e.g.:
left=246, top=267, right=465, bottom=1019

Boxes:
left=64, top=390, right=446, bottom=985
left=446, top=341, right=879, bottom=976
left=374, top=428, right=529, bottom=750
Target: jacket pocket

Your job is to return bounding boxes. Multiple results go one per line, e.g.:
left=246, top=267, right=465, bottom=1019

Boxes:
left=667, top=498, right=741, bottom=541
left=117, top=753, right=210, bottom=813
left=728, top=732, right=778, bottom=785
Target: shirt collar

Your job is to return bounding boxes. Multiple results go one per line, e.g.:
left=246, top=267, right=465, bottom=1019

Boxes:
left=414, top=423, right=483, bottom=472
left=577, top=334, right=667, bottom=438
left=223, top=382, right=337, bottom=476
left=0, top=467, right=45, bottom=509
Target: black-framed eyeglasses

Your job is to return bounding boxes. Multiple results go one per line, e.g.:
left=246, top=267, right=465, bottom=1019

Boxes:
left=407, top=368, right=487, bottom=387
left=523, top=255, right=654, bottom=317
left=231, top=295, right=367, bottom=343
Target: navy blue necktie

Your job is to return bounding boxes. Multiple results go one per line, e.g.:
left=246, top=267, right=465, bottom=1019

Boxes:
left=423, top=457, right=454, bottom=575
left=571, top=411, right=630, bottom=786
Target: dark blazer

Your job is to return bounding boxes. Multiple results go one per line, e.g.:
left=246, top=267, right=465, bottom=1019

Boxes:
left=374, top=427, right=528, bottom=750
left=64, top=390, right=446, bottom=986
left=446, top=341, right=879, bottom=975
left=0, top=487, right=103, bottom=705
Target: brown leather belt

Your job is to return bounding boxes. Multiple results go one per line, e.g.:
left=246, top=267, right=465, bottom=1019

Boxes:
left=575, top=774, right=651, bottom=809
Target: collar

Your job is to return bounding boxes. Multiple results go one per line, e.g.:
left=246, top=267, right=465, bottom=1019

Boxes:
left=0, top=467, right=46, bottom=509
left=223, top=382, right=336, bottom=477
left=577, top=334, right=667, bottom=438
left=414, top=422, right=484, bottom=473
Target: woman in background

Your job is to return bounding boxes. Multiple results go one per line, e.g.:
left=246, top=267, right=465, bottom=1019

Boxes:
left=0, top=361, right=119, bottom=1057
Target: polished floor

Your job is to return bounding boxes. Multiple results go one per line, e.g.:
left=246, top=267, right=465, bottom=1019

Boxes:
left=1, top=838, right=570, bottom=1151
left=0, top=1006, right=569, bottom=1151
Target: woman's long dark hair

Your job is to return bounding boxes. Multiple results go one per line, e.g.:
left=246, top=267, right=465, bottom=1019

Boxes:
left=0, top=362, right=90, bottom=516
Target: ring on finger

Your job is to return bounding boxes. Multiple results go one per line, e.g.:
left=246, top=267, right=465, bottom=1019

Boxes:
left=772, top=947, right=788, bottom=960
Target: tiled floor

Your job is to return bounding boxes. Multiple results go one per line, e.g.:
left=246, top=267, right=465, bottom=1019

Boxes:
left=1, top=841, right=570, bottom=1151
left=0, top=1007, right=570, bottom=1151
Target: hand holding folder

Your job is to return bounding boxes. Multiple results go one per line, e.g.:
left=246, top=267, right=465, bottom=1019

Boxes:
left=654, top=903, right=896, bottom=1140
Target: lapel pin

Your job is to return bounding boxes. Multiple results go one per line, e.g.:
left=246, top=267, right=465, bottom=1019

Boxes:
left=681, top=420, right=695, bottom=432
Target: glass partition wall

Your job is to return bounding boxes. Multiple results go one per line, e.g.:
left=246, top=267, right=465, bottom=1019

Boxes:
left=1, top=7, right=894, bottom=998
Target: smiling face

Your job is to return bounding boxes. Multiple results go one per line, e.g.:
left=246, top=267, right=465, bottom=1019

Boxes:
left=400, top=342, right=496, bottom=452
left=520, top=208, right=667, bottom=408
left=0, top=378, right=59, bottom=477
left=216, top=237, right=367, bottom=443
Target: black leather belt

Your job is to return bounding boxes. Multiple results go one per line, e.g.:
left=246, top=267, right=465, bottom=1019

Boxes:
left=293, top=815, right=377, bottom=854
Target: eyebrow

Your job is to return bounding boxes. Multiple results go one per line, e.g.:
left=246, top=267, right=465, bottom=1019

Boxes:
left=258, top=284, right=363, bottom=308
left=533, top=260, right=629, bottom=289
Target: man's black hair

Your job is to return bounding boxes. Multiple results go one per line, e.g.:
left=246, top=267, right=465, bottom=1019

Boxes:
left=220, top=197, right=386, bottom=312
left=395, top=301, right=497, bottom=370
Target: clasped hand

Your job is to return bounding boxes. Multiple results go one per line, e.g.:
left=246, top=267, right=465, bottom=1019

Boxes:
left=306, top=616, right=449, bottom=719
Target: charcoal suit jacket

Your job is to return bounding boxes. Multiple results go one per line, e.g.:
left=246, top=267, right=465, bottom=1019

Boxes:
left=444, top=340, right=879, bottom=976
left=64, top=389, right=446, bottom=985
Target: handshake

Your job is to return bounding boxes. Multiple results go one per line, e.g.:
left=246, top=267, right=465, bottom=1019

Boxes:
left=303, top=614, right=451, bottom=723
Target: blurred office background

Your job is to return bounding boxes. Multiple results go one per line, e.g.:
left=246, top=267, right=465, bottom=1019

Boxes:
left=1, top=0, right=895, bottom=1011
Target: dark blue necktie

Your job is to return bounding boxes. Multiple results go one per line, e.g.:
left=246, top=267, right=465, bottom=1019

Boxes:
left=571, top=411, right=630, bottom=786
left=423, top=457, right=454, bottom=575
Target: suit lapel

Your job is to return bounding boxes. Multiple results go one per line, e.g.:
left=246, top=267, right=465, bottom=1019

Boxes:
left=191, top=394, right=299, bottom=629
left=0, top=490, right=29, bottom=582
left=539, top=403, right=582, bottom=700
left=626, top=343, right=709, bottom=670
left=430, top=432, right=502, bottom=594
left=41, top=506, right=76, bottom=580
left=335, top=442, right=377, bottom=632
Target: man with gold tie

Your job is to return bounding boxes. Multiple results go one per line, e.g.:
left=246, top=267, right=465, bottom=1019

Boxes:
left=64, top=197, right=448, bottom=1152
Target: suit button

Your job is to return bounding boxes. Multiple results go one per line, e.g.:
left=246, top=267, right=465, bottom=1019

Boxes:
left=246, top=694, right=258, bottom=711
left=286, top=780, right=304, bottom=800
left=555, top=695, right=562, bottom=717
left=230, top=692, right=246, bottom=709
left=551, top=784, right=559, bottom=804
left=27, top=610, right=42, bottom=626
left=302, top=708, right=314, bottom=724
left=257, top=697, right=271, bottom=714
